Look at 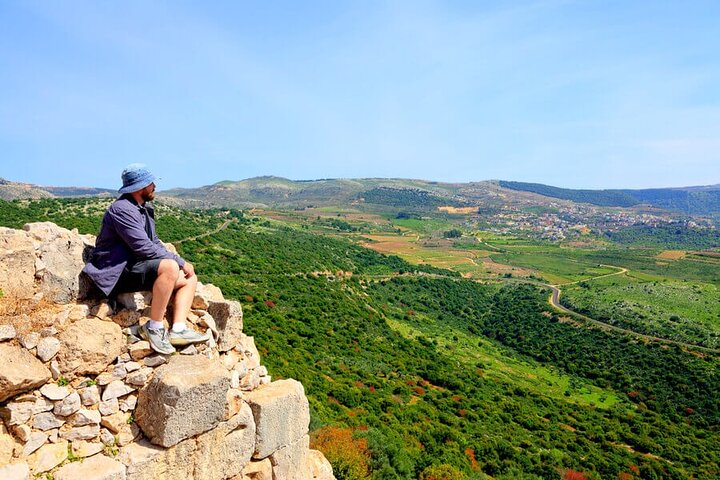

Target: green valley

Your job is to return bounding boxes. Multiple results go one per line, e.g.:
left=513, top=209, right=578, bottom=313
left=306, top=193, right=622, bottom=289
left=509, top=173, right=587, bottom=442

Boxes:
left=1, top=195, right=718, bottom=480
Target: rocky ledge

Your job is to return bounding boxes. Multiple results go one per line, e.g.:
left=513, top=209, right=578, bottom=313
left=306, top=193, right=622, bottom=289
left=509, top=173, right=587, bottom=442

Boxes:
left=0, top=222, right=334, bottom=480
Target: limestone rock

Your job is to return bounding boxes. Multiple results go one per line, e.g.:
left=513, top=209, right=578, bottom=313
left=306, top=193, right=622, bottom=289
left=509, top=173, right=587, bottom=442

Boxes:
left=0, top=344, right=51, bottom=402
left=40, top=383, right=70, bottom=400
left=193, top=282, right=224, bottom=309
left=56, top=318, right=124, bottom=378
left=55, top=451, right=126, bottom=480
left=308, top=449, right=335, bottom=480
left=119, top=395, right=137, bottom=412
left=22, top=431, right=48, bottom=456
left=101, top=411, right=131, bottom=434
left=53, top=391, right=81, bottom=416
left=80, top=384, right=101, bottom=406
left=0, top=324, right=17, bottom=341
left=237, top=334, right=261, bottom=369
left=36, top=337, right=61, bottom=362
left=18, top=332, right=40, bottom=350
left=129, top=341, right=153, bottom=361
left=0, top=399, right=35, bottom=426
left=135, top=355, right=231, bottom=447
left=24, top=222, right=87, bottom=303
left=113, top=309, right=142, bottom=328
left=126, top=367, right=153, bottom=386
left=70, top=439, right=104, bottom=458
left=1, top=422, right=19, bottom=464
left=28, top=439, right=68, bottom=473
left=68, top=408, right=102, bottom=426
left=0, top=227, right=36, bottom=300
left=0, top=462, right=30, bottom=480
left=102, top=380, right=135, bottom=401
left=91, top=301, right=114, bottom=320
left=244, top=379, right=310, bottom=459
left=99, top=398, right=120, bottom=416
left=240, top=458, right=273, bottom=480
left=142, top=354, right=168, bottom=368
left=120, top=437, right=195, bottom=480
left=13, top=424, right=32, bottom=442
left=193, top=402, right=256, bottom=479
left=116, top=291, right=152, bottom=311
left=60, top=424, right=100, bottom=441
left=270, top=435, right=312, bottom=480
left=207, top=299, right=244, bottom=352
left=33, top=412, right=65, bottom=430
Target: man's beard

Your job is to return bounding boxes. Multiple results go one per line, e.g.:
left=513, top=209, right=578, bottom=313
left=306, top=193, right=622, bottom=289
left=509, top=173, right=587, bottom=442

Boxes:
left=141, top=189, right=155, bottom=202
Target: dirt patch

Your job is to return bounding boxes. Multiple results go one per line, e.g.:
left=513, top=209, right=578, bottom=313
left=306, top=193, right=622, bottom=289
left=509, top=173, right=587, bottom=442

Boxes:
left=656, top=250, right=686, bottom=260
left=437, top=206, right=478, bottom=214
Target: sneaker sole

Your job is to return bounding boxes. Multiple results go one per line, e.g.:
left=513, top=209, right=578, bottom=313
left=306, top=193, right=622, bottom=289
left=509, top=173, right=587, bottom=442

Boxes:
left=169, top=335, right=209, bottom=347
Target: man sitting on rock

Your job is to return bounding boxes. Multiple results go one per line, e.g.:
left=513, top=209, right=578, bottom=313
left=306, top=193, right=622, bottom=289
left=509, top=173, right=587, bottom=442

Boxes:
left=83, top=163, right=207, bottom=354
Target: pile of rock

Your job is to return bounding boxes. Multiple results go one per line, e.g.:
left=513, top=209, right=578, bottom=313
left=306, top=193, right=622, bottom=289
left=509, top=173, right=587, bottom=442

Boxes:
left=0, top=223, right=334, bottom=480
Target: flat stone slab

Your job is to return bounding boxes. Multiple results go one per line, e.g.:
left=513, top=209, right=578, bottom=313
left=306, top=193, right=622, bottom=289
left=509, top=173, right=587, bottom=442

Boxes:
left=55, top=452, right=127, bottom=480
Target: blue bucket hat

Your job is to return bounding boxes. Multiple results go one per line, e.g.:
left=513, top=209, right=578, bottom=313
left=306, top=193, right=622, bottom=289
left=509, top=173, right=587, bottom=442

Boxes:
left=119, top=163, right=157, bottom=194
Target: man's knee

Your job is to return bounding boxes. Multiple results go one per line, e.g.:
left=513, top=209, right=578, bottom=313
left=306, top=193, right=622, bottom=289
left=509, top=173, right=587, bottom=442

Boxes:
left=158, top=259, right=181, bottom=280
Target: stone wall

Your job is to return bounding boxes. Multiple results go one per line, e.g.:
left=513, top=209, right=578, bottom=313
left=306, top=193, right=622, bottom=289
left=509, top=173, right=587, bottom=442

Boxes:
left=0, top=223, right=334, bottom=480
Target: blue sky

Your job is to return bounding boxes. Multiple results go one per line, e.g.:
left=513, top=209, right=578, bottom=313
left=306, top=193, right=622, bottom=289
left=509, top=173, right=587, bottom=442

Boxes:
left=1, top=1, right=718, bottom=190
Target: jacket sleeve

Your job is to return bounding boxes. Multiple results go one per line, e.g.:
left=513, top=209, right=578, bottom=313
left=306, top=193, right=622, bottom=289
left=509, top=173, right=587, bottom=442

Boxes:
left=109, top=205, right=186, bottom=267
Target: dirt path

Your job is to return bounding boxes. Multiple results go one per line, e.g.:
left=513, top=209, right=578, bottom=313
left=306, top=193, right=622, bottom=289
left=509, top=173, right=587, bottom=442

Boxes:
left=546, top=268, right=720, bottom=354
left=175, top=219, right=234, bottom=244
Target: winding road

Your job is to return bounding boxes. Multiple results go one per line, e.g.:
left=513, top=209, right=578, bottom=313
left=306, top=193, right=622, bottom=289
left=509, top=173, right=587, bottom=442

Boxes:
left=546, top=266, right=720, bottom=354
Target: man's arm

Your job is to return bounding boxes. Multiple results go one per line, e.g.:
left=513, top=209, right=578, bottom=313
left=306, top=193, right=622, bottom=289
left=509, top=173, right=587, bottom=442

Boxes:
left=109, top=205, right=186, bottom=267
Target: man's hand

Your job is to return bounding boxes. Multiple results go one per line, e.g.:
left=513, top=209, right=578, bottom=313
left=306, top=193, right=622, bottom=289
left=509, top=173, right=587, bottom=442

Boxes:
left=182, top=261, right=196, bottom=278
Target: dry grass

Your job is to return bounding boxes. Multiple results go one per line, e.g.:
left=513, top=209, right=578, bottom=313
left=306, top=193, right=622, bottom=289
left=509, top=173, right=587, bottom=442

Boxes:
left=437, top=206, right=478, bottom=214
left=0, top=295, right=65, bottom=335
left=656, top=250, right=686, bottom=260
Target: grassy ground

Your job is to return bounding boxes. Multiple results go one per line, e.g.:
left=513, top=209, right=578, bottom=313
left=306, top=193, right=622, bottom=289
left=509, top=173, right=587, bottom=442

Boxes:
left=386, top=315, right=623, bottom=409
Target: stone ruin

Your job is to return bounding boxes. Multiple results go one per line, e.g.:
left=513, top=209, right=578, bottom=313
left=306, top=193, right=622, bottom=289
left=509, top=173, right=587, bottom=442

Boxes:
left=0, top=222, right=335, bottom=480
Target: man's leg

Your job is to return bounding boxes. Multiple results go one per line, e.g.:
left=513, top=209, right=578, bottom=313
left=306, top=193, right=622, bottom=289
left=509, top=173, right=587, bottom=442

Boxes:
left=171, top=271, right=198, bottom=327
left=167, top=267, right=207, bottom=346
left=149, top=259, right=180, bottom=322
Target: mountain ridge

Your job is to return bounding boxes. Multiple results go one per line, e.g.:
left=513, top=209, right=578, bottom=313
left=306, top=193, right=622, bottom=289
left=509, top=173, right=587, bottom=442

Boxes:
left=4, top=175, right=720, bottom=215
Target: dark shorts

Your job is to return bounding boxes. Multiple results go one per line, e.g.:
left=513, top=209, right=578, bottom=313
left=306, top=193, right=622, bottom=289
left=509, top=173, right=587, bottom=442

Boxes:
left=111, top=259, right=163, bottom=295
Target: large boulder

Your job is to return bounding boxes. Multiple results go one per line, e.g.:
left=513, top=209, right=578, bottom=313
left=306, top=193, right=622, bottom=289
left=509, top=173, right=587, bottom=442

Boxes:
left=0, top=227, right=35, bottom=300
left=0, top=344, right=51, bottom=402
left=23, top=222, right=93, bottom=303
left=120, top=438, right=194, bottom=480
left=193, top=401, right=256, bottom=479
left=55, top=318, right=124, bottom=378
left=121, top=404, right=255, bottom=480
left=270, top=435, right=312, bottom=480
left=244, top=379, right=310, bottom=459
left=135, top=355, right=231, bottom=447
left=207, top=300, right=244, bottom=352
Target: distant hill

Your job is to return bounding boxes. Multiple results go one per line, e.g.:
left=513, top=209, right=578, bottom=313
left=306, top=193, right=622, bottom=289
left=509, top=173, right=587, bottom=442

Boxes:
left=161, top=176, right=576, bottom=213
left=0, top=177, right=115, bottom=200
left=500, top=180, right=720, bottom=215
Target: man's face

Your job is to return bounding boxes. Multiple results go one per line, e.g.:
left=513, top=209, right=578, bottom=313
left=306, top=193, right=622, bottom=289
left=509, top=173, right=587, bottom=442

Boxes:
left=140, top=182, right=156, bottom=202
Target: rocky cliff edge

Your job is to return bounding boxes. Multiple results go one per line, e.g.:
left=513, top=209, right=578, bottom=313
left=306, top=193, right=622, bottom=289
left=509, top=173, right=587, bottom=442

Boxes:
left=0, top=222, right=334, bottom=480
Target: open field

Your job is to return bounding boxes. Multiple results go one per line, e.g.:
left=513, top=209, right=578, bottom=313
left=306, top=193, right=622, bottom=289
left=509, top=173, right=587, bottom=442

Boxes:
left=562, top=274, right=720, bottom=348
